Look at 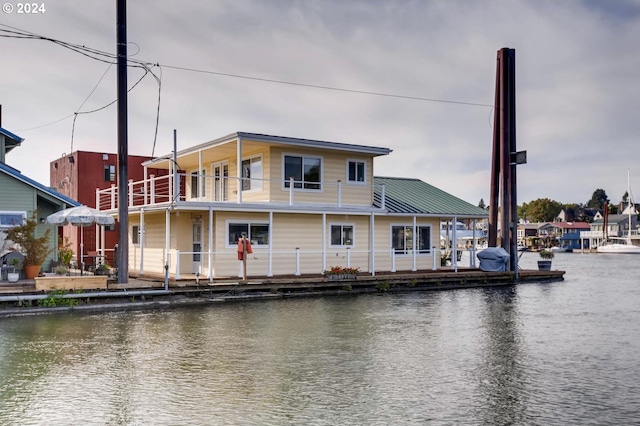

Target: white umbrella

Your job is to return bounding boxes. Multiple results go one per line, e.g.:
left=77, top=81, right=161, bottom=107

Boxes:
left=47, top=205, right=116, bottom=272
left=46, top=205, right=115, bottom=227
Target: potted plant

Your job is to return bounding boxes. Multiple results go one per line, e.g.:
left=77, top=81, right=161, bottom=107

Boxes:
left=323, top=266, right=360, bottom=281
left=4, top=212, right=52, bottom=279
left=58, top=236, right=74, bottom=268
left=95, top=263, right=111, bottom=276
left=538, top=249, right=554, bottom=271
left=7, top=257, right=22, bottom=283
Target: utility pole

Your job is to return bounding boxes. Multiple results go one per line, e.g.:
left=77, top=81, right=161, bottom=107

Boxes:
left=116, top=0, right=129, bottom=284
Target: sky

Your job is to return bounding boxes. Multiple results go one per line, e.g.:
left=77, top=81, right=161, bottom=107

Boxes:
left=2, top=0, right=640, bottom=207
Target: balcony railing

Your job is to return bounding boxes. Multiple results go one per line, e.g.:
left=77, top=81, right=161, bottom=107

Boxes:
left=96, top=173, right=387, bottom=211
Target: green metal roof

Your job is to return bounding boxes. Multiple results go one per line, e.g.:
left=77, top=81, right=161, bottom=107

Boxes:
left=373, top=176, right=488, bottom=218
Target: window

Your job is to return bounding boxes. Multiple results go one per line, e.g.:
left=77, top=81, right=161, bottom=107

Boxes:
left=242, top=156, right=263, bottom=191
left=190, top=169, right=206, bottom=199
left=0, top=211, right=25, bottom=229
left=391, top=225, right=431, bottom=254
left=347, top=160, right=365, bottom=183
left=330, top=224, right=354, bottom=246
left=104, top=165, right=116, bottom=182
left=227, top=222, right=269, bottom=246
left=132, top=225, right=140, bottom=245
left=284, top=154, right=321, bottom=190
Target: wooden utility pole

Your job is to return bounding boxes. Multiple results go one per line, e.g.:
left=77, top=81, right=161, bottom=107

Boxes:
left=488, top=48, right=525, bottom=277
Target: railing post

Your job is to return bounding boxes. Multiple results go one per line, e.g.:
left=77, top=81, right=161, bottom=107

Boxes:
left=289, top=177, right=294, bottom=205
left=149, top=174, right=155, bottom=204
left=391, top=247, right=396, bottom=273
left=433, top=247, right=439, bottom=270
left=295, top=247, right=301, bottom=276
left=128, top=179, right=134, bottom=207
left=96, top=188, right=100, bottom=211
left=337, top=180, right=342, bottom=207
left=381, top=184, right=386, bottom=210
left=346, top=246, right=350, bottom=267
left=110, top=184, right=117, bottom=209
left=175, top=250, right=181, bottom=280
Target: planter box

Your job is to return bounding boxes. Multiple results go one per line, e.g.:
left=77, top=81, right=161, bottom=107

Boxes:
left=326, top=274, right=356, bottom=282
left=537, top=260, right=552, bottom=271
left=35, top=275, right=108, bottom=291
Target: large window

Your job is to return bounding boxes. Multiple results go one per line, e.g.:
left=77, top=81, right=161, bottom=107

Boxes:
left=228, top=222, right=270, bottom=246
left=242, top=156, right=263, bottom=191
left=347, top=160, right=365, bottom=184
left=391, top=225, right=431, bottom=254
left=0, top=211, right=25, bottom=229
left=284, top=154, right=321, bottom=190
left=330, top=224, right=354, bottom=246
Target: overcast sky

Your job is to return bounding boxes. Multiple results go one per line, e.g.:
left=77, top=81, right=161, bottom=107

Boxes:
left=2, top=0, right=639, bottom=207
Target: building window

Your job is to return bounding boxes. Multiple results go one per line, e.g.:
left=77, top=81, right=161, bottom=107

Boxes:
left=227, top=222, right=269, bottom=246
left=391, top=225, right=431, bottom=254
left=330, top=224, right=354, bottom=246
left=104, top=165, right=116, bottom=182
left=0, top=211, right=26, bottom=229
left=242, top=156, right=263, bottom=191
left=284, top=154, right=321, bottom=190
left=347, top=160, right=365, bottom=183
left=132, top=225, right=140, bottom=245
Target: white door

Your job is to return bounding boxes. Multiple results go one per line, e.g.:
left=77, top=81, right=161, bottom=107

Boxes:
left=192, top=221, right=202, bottom=274
left=212, top=162, right=229, bottom=201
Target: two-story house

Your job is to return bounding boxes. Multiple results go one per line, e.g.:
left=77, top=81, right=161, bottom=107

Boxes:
left=97, top=132, right=488, bottom=279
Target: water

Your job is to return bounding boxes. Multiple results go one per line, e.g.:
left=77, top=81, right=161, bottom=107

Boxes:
left=1, top=253, right=639, bottom=425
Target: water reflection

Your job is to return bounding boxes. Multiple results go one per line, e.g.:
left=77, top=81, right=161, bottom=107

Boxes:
left=2, top=255, right=640, bottom=424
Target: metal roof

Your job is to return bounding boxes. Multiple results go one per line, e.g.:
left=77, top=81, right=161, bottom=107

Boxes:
left=373, top=176, right=488, bottom=218
left=0, top=126, right=24, bottom=156
left=0, top=162, right=80, bottom=207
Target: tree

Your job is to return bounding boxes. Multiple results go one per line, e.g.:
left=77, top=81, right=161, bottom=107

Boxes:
left=586, top=189, right=609, bottom=210
left=520, top=198, right=563, bottom=223
left=478, top=198, right=486, bottom=210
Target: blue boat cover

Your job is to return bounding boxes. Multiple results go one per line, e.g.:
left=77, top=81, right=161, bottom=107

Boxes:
left=477, top=247, right=510, bottom=272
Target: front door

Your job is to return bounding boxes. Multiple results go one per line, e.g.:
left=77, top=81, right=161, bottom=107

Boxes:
left=192, top=221, right=202, bottom=274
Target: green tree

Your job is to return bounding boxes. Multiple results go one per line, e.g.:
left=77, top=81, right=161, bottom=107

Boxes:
left=586, top=189, right=609, bottom=210
left=521, top=198, right=563, bottom=222
left=478, top=198, right=486, bottom=210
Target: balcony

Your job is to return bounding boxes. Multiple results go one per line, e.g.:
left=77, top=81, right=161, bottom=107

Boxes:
left=96, top=173, right=387, bottom=212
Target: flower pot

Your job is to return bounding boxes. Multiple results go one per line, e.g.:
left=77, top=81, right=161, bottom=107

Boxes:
left=24, top=264, right=41, bottom=279
left=537, top=260, right=552, bottom=271
left=7, top=272, right=20, bottom=283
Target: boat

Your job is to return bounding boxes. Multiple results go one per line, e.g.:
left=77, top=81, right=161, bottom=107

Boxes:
left=597, top=170, right=640, bottom=254
left=550, top=246, right=570, bottom=252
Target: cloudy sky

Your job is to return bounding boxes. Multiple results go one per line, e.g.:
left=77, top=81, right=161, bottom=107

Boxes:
left=2, top=0, right=639, bottom=207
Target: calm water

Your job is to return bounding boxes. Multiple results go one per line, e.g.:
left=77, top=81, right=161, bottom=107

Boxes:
left=1, top=253, right=639, bottom=425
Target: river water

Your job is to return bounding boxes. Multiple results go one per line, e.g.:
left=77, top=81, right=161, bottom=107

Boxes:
left=1, top=252, right=639, bottom=425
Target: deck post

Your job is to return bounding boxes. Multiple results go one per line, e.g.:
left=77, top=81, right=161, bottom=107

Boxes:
left=391, top=247, right=396, bottom=273
left=175, top=250, right=181, bottom=280
left=295, top=247, right=301, bottom=276
left=432, top=247, right=437, bottom=270
left=346, top=246, right=351, bottom=267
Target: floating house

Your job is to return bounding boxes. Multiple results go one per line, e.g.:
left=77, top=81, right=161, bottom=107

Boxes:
left=96, top=132, right=488, bottom=279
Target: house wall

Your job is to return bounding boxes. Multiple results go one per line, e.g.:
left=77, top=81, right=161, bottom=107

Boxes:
left=130, top=209, right=444, bottom=278
left=267, top=146, right=374, bottom=206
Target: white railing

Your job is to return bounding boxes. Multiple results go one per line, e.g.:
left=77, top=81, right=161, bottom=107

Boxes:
left=97, top=172, right=387, bottom=211
left=155, top=246, right=480, bottom=280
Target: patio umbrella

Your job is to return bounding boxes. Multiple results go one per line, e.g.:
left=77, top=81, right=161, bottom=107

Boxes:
left=46, top=205, right=116, bottom=271
left=46, top=205, right=115, bottom=227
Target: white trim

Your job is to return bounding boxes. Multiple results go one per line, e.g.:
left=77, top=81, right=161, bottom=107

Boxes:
left=389, top=222, right=433, bottom=256
left=281, top=152, right=324, bottom=193
left=187, top=168, right=206, bottom=201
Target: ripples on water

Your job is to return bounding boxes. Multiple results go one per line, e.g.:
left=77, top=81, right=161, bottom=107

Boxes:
left=1, top=253, right=640, bottom=425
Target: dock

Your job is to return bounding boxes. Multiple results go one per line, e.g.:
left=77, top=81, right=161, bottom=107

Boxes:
left=0, top=268, right=564, bottom=317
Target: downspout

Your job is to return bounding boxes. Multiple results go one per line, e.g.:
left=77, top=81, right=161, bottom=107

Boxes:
left=208, top=206, right=214, bottom=281
left=139, top=208, right=145, bottom=274
left=268, top=211, right=273, bottom=277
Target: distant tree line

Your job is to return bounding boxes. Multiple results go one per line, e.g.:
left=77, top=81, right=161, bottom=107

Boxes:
left=478, top=188, right=635, bottom=223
